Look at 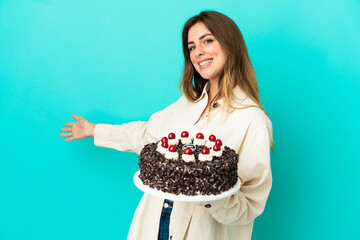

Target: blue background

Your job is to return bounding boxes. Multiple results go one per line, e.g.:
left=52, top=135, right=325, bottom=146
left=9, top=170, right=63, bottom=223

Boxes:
left=1, top=0, right=359, bottom=239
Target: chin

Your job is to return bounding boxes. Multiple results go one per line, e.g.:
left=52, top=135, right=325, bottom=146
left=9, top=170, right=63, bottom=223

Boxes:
left=200, top=74, right=216, bottom=81
left=197, top=71, right=213, bottom=80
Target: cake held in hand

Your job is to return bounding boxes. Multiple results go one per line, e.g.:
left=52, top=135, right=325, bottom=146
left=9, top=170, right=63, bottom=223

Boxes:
left=138, top=131, right=239, bottom=196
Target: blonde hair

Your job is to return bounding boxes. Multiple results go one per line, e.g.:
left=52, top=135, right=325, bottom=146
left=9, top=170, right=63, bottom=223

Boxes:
left=180, top=11, right=276, bottom=153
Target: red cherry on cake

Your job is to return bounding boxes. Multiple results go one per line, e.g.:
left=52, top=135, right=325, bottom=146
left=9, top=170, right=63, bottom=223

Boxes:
left=169, top=145, right=177, bottom=152
left=201, top=147, right=210, bottom=154
left=196, top=133, right=204, bottom=139
left=215, top=139, right=222, bottom=146
left=184, top=148, right=192, bottom=155
left=161, top=137, right=168, bottom=143
left=181, top=131, right=189, bottom=138
left=168, top=133, right=176, bottom=139
left=209, top=134, right=216, bottom=142
left=213, top=144, right=221, bottom=152
left=161, top=142, right=168, bottom=148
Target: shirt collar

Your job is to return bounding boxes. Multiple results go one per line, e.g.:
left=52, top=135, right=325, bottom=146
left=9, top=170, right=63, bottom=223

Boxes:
left=194, top=81, right=210, bottom=103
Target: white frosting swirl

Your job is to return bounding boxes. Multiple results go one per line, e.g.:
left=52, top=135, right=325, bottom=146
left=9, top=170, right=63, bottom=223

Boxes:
left=156, top=144, right=167, bottom=154
left=180, top=137, right=191, bottom=144
left=198, top=153, right=213, bottom=161
left=168, top=138, right=179, bottom=145
left=210, top=149, right=223, bottom=157
left=194, top=138, right=206, bottom=146
left=182, top=154, right=195, bottom=162
left=165, top=151, right=179, bottom=160
left=205, top=140, right=216, bottom=148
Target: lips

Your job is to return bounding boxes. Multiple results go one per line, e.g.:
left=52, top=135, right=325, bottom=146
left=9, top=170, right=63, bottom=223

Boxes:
left=199, top=60, right=212, bottom=66
left=197, top=58, right=213, bottom=69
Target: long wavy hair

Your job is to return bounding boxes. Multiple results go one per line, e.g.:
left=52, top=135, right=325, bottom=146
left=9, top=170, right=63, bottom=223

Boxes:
left=180, top=11, right=275, bottom=152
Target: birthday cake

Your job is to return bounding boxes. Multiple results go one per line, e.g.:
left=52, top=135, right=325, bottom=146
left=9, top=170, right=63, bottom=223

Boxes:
left=138, top=131, right=239, bottom=196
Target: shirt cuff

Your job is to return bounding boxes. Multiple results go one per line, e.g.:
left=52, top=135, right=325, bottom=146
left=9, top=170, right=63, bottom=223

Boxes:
left=200, top=197, right=227, bottom=214
left=94, top=123, right=123, bottom=148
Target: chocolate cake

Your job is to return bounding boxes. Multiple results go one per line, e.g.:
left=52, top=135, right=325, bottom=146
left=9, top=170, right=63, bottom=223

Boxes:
left=138, top=131, right=239, bottom=196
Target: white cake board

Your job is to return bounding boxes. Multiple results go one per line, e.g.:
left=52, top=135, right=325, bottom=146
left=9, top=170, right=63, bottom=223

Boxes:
left=133, top=170, right=241, bottom=202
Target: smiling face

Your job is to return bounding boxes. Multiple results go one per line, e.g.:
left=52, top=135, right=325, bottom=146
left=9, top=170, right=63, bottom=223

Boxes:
left=188, top=22, right=228, bottom=83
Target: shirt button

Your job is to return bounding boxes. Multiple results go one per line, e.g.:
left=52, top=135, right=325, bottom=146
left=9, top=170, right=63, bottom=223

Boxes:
left=205, top=204, right=211, bottom=208
left=164, top=203, right=169, bottom=208
left=212, top=102, right=218, bottom=108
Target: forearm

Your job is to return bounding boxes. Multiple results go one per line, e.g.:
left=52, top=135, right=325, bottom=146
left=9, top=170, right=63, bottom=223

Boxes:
left=94, top=121, right=154, bottom=154
left=201, top=126, right=273, bottom=226
left=201, top=171, right=272, bottom=226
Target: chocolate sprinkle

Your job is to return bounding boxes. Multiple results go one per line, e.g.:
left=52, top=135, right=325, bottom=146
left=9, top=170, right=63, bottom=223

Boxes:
left=138, top=141, right=239, bottom=196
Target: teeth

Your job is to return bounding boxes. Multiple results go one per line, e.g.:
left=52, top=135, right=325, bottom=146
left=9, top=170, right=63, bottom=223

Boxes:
left=199, top=60, right=212, bottom=66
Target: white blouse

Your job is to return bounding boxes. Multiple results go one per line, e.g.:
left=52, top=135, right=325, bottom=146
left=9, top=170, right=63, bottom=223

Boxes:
left=94, top=83, right=273, bottom=240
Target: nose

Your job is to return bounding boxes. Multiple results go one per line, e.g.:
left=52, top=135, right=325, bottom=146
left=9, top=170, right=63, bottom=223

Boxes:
left=195, top=45, right=204, bottom=57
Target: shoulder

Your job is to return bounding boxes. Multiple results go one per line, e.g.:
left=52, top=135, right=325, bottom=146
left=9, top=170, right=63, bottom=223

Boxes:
left=227, top=106, right=273, bottom=152
left=243, top=107, right=271, bottom=129
left=232, top=87, right=270, bottom=125
left=228, top=89, right=273, bottom=143
left=230, top=99, right=271, bottom=128
left=233, top=105, right=272, bottom=133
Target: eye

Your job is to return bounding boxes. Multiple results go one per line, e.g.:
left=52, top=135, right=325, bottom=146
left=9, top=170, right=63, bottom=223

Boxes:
left=204, top=39, right=214, bottom=44
left=189, top=46, right=195, bottom=51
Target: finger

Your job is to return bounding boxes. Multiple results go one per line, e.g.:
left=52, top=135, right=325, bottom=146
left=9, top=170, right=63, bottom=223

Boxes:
left=65, top=137, right=74, bottom=142
left=60, top=128, right=72, bottom=132
left=72, top=114, right=83, bottom=121
left=60, top=133, right=72, bottom=137
left=63, top=122, right=74, bottom=127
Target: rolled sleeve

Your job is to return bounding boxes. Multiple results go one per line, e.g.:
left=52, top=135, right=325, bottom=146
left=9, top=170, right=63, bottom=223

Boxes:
left=201, top=126, right=272, bottom=226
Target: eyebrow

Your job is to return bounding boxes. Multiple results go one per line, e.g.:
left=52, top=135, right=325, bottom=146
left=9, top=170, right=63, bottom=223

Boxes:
left=188, top=33, right=213, bottom=45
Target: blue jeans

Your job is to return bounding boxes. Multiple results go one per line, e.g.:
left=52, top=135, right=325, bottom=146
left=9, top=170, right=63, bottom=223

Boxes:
left=158, top=199, right=174, bottom=240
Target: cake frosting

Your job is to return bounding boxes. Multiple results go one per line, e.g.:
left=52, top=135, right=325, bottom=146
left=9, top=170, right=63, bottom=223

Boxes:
left=182, top=148, right=195, bottom=162
left=138, top=131, right=239, bottom=196
left=193, top=133, right=206, bottom=146
left=167, top=133, right=178, bottom=145
left=198, top=147, right=213, bottom=161
left=164, top=145, right=179, bottom=160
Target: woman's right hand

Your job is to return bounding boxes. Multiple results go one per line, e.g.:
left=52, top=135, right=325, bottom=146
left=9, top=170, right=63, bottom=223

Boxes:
left=60, top=114, right=96, bottom=142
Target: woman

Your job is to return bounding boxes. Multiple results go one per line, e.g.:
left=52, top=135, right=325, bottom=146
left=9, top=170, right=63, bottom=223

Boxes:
left=60, top=11, right=273, bottom=240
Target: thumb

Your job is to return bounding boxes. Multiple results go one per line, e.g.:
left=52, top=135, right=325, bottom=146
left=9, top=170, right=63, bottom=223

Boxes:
left=72, top=114, right=83, bottom=121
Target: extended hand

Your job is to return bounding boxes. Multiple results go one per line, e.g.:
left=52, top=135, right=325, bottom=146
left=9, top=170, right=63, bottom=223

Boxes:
left=60, top=114, right=96, bottom=142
